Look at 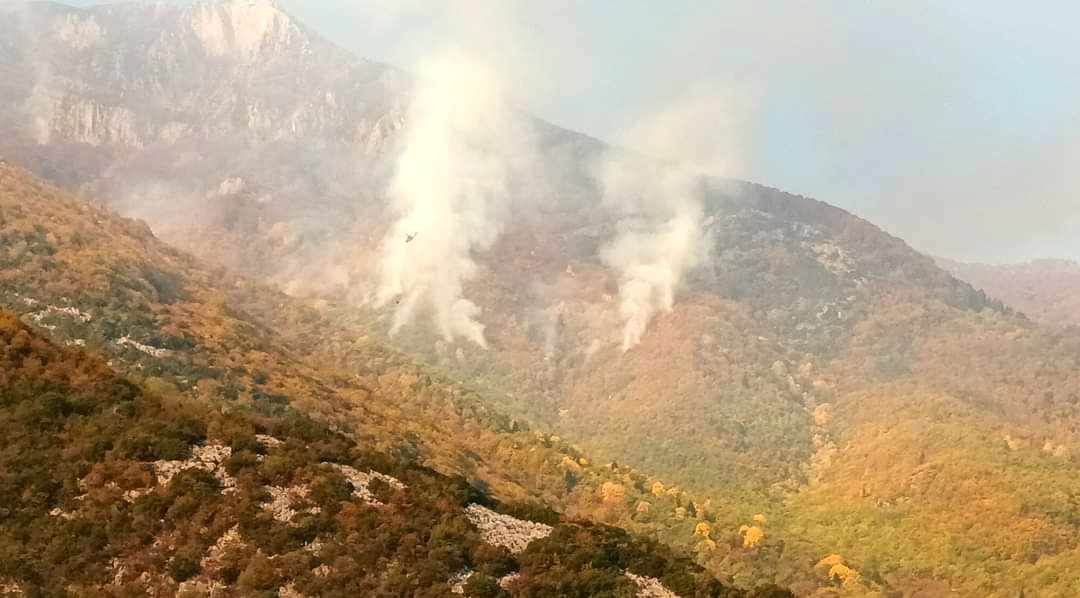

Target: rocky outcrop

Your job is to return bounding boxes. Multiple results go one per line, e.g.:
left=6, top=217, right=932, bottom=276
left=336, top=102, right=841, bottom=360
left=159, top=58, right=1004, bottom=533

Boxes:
left=449, top=570, right=472, bottom=594
left=264, top=484, right=319, bottom=523
left=152, top=444, right=236, bottom=492
left=326, top=463, right=405, bottom=506
left=186, top=0, right=301, bottom=61
left=3, top=0, right=408, bottom=164
left=39, top=97, right=143, bottom=148
left=626, top=572, right=680, bottom=598
left=116, top=336, right=172, bottom=358
left=464, top=504, right=553, bottom=554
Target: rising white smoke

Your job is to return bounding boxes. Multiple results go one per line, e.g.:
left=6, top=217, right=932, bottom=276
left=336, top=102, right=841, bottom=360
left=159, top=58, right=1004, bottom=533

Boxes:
left=597, top=160, right=707, bottom=352
left=373, top=53, right=536, bottom=347
left=597, top=91, right=748, bottom=351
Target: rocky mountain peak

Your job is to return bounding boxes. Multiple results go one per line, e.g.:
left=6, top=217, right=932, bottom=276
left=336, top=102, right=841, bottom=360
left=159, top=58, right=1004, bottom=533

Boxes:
left=1, top=0, right=407, bottom=160
left=182, top=0, right=298, bottom=61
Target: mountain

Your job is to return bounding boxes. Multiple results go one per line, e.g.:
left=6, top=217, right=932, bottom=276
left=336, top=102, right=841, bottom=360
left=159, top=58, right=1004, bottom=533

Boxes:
left=0, top=0, right=605, bottom=294
left=939, top=258, right=1080, bottom=330
left=3, top=2, right=1080, bottom=597
left=0, top=166, right=792, bottom=597
left=0, top=0, right=405, bottom=289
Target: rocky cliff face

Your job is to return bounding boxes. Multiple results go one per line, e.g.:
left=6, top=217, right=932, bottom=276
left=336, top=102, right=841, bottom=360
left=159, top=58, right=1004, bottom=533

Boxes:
left=0, top=1, right=429, bottom=314
left=6, top=0, right=404, bottom=144
left=0, top=0, right=409, bottom=234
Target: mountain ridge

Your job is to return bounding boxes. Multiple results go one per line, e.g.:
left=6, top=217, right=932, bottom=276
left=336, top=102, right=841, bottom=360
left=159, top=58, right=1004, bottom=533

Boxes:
left=939, top=256, right=1080, bottom=330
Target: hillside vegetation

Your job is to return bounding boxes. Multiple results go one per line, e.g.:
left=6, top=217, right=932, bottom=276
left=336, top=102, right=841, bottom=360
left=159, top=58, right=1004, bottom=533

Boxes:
left=6, top=150, right=1080, bottom=597
left=0, top=165, right=800, bottom=596
left=0, top=308, right=788, bottom=597
left=302, top=193, right=1080, bottom=596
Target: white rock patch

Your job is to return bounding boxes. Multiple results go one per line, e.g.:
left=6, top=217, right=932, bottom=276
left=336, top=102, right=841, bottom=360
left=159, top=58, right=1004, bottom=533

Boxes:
left=256, top=434, right=283, bottom=447
left=205, top=525, right=242, bottom=564
left=56, top=13, right=104, bottom=50
left=152, top=444, right=236, bottom=493
left=264, top=485, right=320, bottom=523
left=449, top=570, right=472, bottom=594
left=123, top=487, right=153, bottom=502
left=21, top=302, right=92, bottom=332
left=189, top=0, right=297, bottom=61
left=464, top=504, right=553, bottom=554
left=116, top=336, right=172, bottom=358
left=325, top=463, right=405, bottom=506
left=177, top=579, right=226, bottom=596
left=806, top=240, right=855, bottom=277
left=30, top=305, right=92, bottom=324
left=626, top=572, right=680, bottom=598
left=216, top=177, right=245, bottom=196
left=48, top=507, right=75, bottom=520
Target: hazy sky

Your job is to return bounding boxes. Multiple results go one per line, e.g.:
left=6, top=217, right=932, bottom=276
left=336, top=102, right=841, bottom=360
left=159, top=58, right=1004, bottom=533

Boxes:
left=62, top=1, right=1080, bottom=263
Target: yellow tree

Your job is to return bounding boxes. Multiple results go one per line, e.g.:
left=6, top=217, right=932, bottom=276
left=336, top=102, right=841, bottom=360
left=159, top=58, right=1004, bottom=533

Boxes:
left=600, top=481, right=626, bottom=504
left=694, top=522, right=711, bottom=538
left=739, top=525, right=764, bottom=548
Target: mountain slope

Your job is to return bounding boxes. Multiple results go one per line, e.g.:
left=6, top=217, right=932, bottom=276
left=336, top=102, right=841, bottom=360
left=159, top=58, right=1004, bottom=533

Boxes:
left=939, top=257, right=1080, bottom=329
left=0, top=163, right=798, bottom=596
left=2, top=2, right=1080, bottom=597
left=0, top=308, right=781, bottom=597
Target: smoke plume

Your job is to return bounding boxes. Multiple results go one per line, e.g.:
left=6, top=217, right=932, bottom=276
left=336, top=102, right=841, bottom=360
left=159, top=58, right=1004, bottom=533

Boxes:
left=597, top=91, right=748, bottom=351
left=597, top=160, right=707, bottom=352
left=372, top=52, right=536, bottom=347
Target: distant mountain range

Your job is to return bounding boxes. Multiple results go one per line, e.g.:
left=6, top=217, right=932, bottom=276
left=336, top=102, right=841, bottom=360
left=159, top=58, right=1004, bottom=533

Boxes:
left=939, top=257, right=1080, bottom=330
left=3, top=2, right=1080, bottom=596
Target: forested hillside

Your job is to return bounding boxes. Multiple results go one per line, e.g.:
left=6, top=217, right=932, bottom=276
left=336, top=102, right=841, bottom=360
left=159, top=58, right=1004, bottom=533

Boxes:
left=0, top=309, right=785, bottom=597
left=5, top=140, right=1080, bottom=597
left=0, top=164, right=797, bottom=596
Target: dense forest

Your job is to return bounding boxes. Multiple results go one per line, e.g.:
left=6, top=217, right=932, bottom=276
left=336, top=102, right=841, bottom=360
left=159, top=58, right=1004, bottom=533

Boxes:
left=0, top=309, right=795, bottom=596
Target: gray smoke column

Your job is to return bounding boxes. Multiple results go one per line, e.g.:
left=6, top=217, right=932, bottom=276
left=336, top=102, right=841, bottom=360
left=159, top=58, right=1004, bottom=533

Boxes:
left=597, top=91, right=748, bottom=351
left=373, top=52, right=536, bottom=347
